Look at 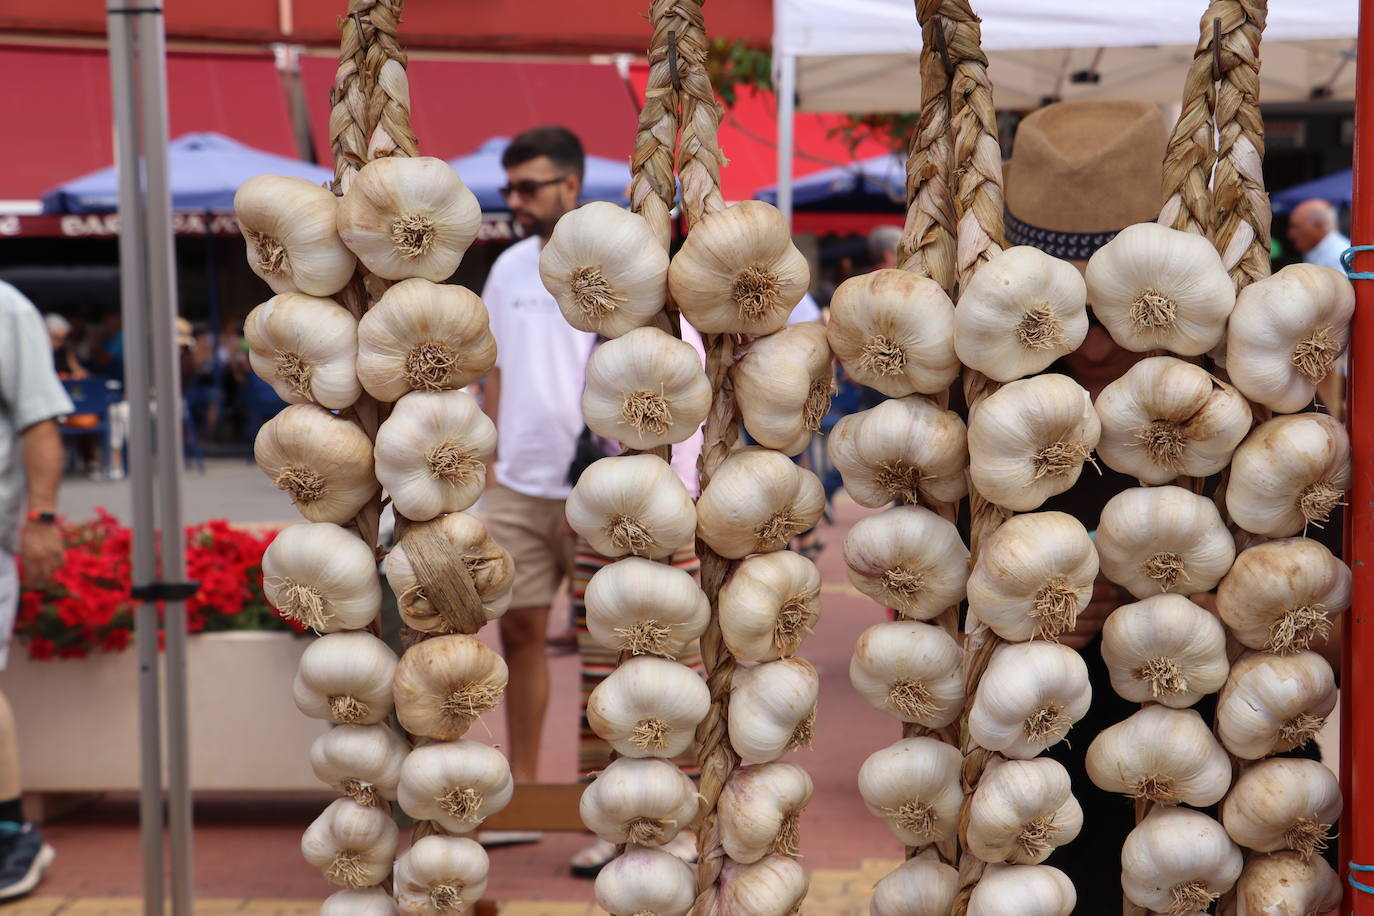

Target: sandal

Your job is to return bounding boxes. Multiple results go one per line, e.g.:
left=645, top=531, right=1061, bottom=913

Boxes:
left=570, top=836, right=616, bottom=878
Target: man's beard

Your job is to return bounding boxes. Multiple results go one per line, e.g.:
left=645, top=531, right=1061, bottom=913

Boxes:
left=515, top=210, right=559, bottom=239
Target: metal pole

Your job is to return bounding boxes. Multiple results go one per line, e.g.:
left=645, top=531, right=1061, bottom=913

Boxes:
left=135, top=2, right=193, bottom=911
left=104, top=3, right=163, bottom=913
left=776, top=52, right=797, bottom=226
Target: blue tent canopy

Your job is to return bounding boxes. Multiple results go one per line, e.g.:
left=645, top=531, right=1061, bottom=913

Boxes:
left=1272, top=169, right=1352, bottom=216
left=41, top=133, right=333, bottom=214
left=755, top=153, right=906, bottom=211
left=450, top=137, right=631, bottom=211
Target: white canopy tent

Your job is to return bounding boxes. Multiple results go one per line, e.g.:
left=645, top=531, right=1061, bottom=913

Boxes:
left=771, top=0, right=1359, bottom=218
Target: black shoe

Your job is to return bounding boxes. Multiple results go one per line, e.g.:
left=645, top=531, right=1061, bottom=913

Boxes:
left=0, top=822, right=55, bottom=900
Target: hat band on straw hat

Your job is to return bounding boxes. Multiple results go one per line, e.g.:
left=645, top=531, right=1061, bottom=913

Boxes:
left=1005, top=211, right=1122, bottom=262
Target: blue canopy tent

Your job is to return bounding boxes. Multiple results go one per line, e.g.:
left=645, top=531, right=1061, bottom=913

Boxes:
left=1272, top=169, right=1353, bottom=216
left=755, top=153, right=906, bottom=212
left=450, top=137, right=631, bottom=211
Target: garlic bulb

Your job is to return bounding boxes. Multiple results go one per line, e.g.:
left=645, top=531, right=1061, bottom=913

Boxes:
left=1121, top=806, right=1243, bottom=916
left=293, top=631, right=397, bottom=725
left=826, top=269, right=959, bottom=397
left=1221, top=757, right=1342, bottom=860
left=392, top=635, right=508, bottom=741
left=261, top=522, right=381, bottom=633
left=394, top=836, right=489, bottom=915
left=587, top=656, right=710, bottom=759
left=1085, top=705, right=1232, bottom=806
left=1100, top=594, right=1230, bottom=706
left=719, top=762, right=814, bottom=863
left=715, top=855, right=809, bottom=916
left=396, top=739, right=514, bottom=834
left=374, top=390, right=496, bottom=521
left=383, top=512, right=516, bottom=633
left=967, top=864, right=1076, bottom=916
left=1216, top=651, right=1337, bottom=760
left=244, top=293, right=360, bottom=409
left=966, top=511, right=1098, bottom=642
left=337, top=156, right=481, bottom=282
left=857, top=737, right=963, bottom=847
left=967, top=374, right=1101, bottom=512
left=869, top=858, right=958, bottom=916
left=719, top=551, right=821, bottom=662
left=1084, top=222, right=1236, bottom=355
left=595, top=845, right=697, bottom=916
left=254, top=404, right=378, bottom=524
left=728, top=657, right=820, bottom=765
left=849, top=621, right=963, bottom=728
left=309, top=724, right=409, bottom=807
left=580, top=756, right=699, bottom=845
left=355, top=278, right=498, bottom=402
left=1095, top=486, right=1235, bottom=599
left=827, top=396, right=968, bottom=507
left=566, top=455, right=696, bottom=559
left=968, top=641, right=1091, bottom=759
left=842, top=505, right=969, bottom=621
left=1217, top=538, right=1351, bottom=655
left=321, top=888, right=398, bottom=915
left=955, top=246, right=1089, bottom=383
left=967, top=758, right=1082, bottom=866
left=1094, top=356, right=1252, bottom=484
left=585, top=557, right=709, bottom=658
left=732, top=321, right=835, bottom=455
left=1234, top=851, right=1343, bottom=916
left=1227, top=263, right=1356, bottom=413
left=300, top=797, right=399, bottom=889
left=696, top=447, right=825, bottom=558
left=1226, top=413, right=1352, bottom=537
left=234, top=174, right=356, bottom=297
left=538, top=201, right=669, bottom=337
left=668, top=200, right=809, bottom=336
left=581, top=326, right=712, bottom=449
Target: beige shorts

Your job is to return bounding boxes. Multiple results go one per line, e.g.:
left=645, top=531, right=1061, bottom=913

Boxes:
left=483, top=483, right=576, bottom=611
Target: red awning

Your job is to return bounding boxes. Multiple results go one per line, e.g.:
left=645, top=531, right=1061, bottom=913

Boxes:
left=299, top=55, right=639, bottom=165
left=1, top=44, right=298, bottom=203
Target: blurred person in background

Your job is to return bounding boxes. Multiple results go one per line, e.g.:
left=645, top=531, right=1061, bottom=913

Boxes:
left=44, top=315, right=87, bottom=381
left=867, top=223, right=901, bottom=270
left=1287, top=198, right=1350, bottom=271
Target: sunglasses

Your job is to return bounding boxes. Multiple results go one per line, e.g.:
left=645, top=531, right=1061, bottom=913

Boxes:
left=499, top=175, right=567, bottom=199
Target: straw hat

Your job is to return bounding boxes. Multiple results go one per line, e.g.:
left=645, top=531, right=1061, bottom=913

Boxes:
left=1004, top=100, right=1167, bottom=262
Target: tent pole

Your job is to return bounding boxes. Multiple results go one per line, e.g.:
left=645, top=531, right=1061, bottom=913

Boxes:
left=104, top=3, right=164, bottom=914
left=776, top=52, right=797, bottom=226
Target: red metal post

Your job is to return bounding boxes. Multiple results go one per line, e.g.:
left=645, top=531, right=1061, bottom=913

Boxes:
left=1345, top=1, right=1374, bottom=911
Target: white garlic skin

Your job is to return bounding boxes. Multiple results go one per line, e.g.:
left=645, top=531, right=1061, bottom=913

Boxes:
left=1100, top=594, right=1230, bottom=707
left=966, top=373, right=1101, bottom=512
left=1221, top=757, right=1342, bottom=858
left=842, top=505, right=969, bottom=621
left=585, top=556, right=710, bottom=658
left=588, top=656, right=710, bottom=759
left=857, top=737, right=963, bottom=847
left=539, top=201, right=669, bottom=337
left=308, top=723, right=409, bottom=806
left=392, top=634, right=509, bottom=741
left=827, top=395, right=969, bottom=508
left=1227, top=263, right=1355, bottom=413
left=968, top=640, right=1092, bottom=759
left=728, top=657, right=820, bottom=765
left=254, top=403, right=379, bottom=525
left=719, top=551, right=822, bottom=662
left=1085, top=705, right=1232, bottom=807
left=827, top=269, right=959, bottom=397
left=1226, top=412, right=1352, bottom=538
left=383, top=511, right=515, bottom=632
left=579, top=756, right=699, bottom=845
left=293, top=630, right=398, bottom=726
left=234, top=174, right=357, bottom=297
left=300, top=797, right=399, bottom=888
left=1095, top=485, right=1236, bottom=599
left=955, top=246, right=1089, bottom=383
left=869, top=857, right=958, bottom=916
left=849, top=621, right=964, bottom=728
left=396, top=738, right=514, bottom=834
left=320, top=887, right=398, bottom=915
left=261, top=522, right=382, bottom=634
left=965, top=510, right=1098, bottom=642
left=1217, top=537, right=1350, bottom=655
left=713, top=854, right=810, bottom=916
left=719, top=761, right=814, bottom=864
left=394, top=835, right=490, bottom=915
left=967, top=757, right=1083, bottom=865
left=733, top=321, right=835, bottom=456
left=1234, top=850, right=1343, bottom=916
left=1121, top=806, right=1242, bottom=915
left=566, top=455, right=697, bottom=559
left=1093, top=356, right=1252, bottom=484
left=696, top=447, right=825, bottom=558
left=1216, top=650, right=1337, bottom=760
left=581, top=326, right=712, bottom=449
left=595, top=845, right=697, bottom=916
left=967, top=863, right=1076, bottom=916
left=243, top=293, right=361, bottom=409
left=374, top=389, right=496, bottom=521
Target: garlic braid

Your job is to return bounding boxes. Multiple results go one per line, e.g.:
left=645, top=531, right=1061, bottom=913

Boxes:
left=1157, top=6, right=1220, bottom=237
left=631, top=0, right=688, bottom=252
left=674, top=0, right=726, bottom=231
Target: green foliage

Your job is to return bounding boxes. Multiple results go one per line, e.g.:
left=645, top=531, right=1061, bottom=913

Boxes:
left=708, top=38, right=773, bottom=108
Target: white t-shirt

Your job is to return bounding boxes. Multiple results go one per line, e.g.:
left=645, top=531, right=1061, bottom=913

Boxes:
left=483, top=235, right=596, bottom=500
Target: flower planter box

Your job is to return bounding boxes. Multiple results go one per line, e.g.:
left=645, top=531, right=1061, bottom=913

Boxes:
left=0, top=631, right=328, bottom=793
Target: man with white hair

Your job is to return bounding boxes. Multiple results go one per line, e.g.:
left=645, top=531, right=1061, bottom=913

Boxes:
left=1287, top=198, right=1351, bottom=271
left=867, top=224, right=902, bottom=270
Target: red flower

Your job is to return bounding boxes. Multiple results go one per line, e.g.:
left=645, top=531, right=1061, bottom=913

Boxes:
left=28, top=638, right=54, bottom=660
